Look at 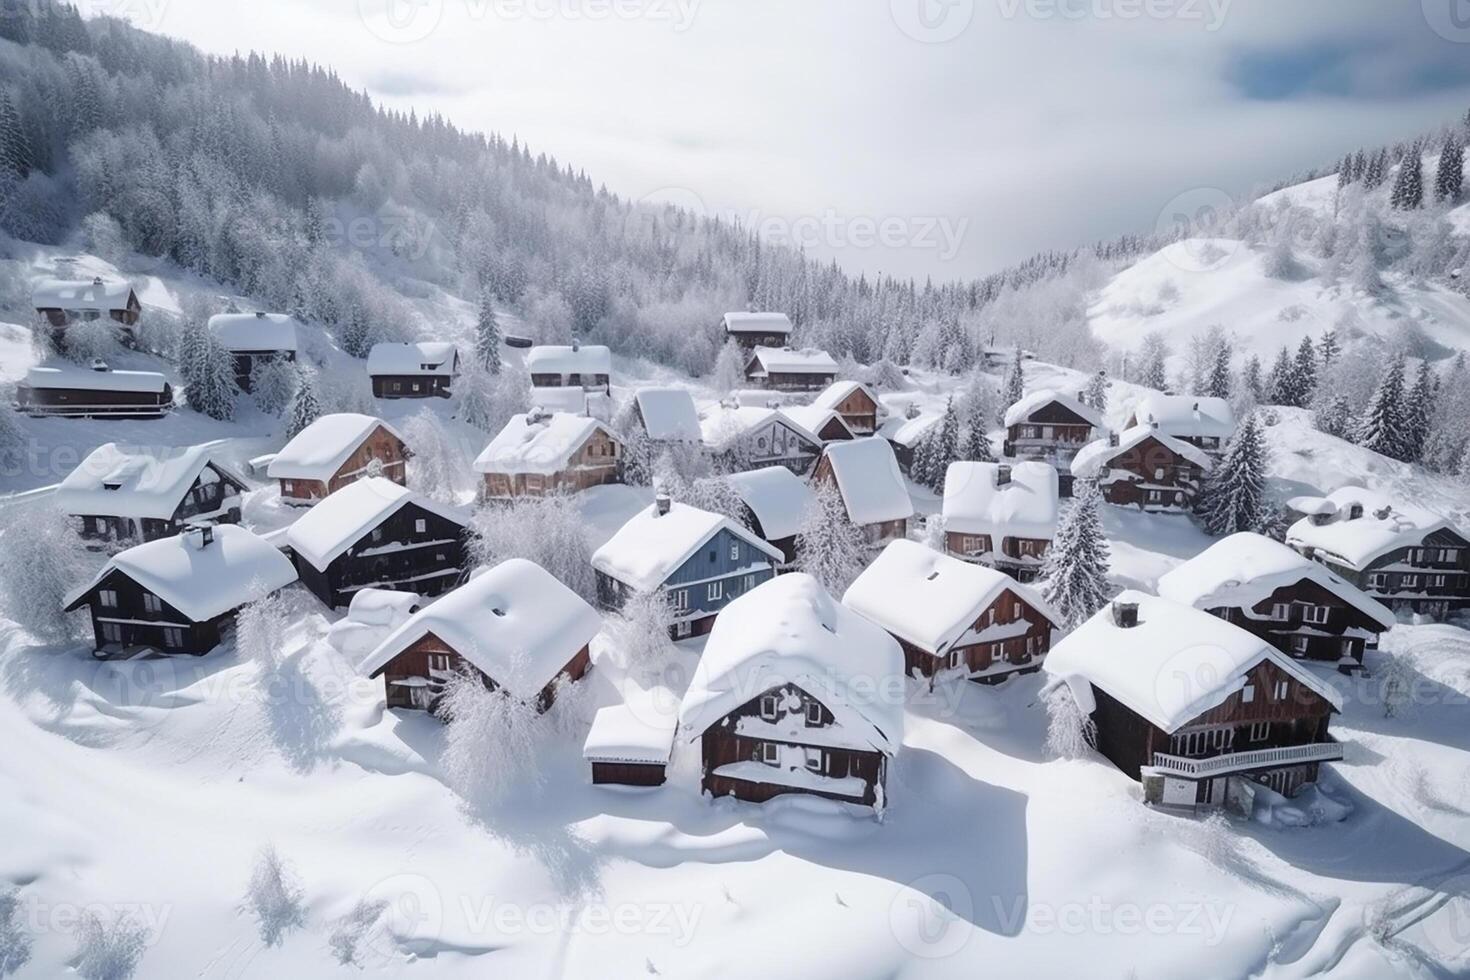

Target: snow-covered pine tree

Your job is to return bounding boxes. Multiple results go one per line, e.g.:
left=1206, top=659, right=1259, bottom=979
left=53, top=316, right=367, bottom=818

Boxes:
left=286, top=367, right=321, bottom=438
left=1264, top=345, right=1295, bottom=406
left=1292, top=336, right=1317, bottom=405
left=189, top=336, right=238, bottom=421
left=0, top=91, right=31, bottom=178
left=1337, top=155, right=1353, bottom=191
left=453, top=358, right=496, bottom=431
left=923, top=398, right=961, bottom=492
left=1355, top=355, right=1409, bottom=460
left=1206, top=342, right=1232, bottom=399
left=1242, top=355, right=1264, bottom=403
left=1403, top=360, right=1436, bottom=463
left=1364, top=148, right=1389, bottom=188
left=910, top=424, right=935, bottom=488
left=0, top=386, right=22, bottom=475
left=1003, top=349, right=1025, bottom=407
left=1390, top=147, right=1424, bottom=210
left=474, top=293, right=502, bottom=373
left=1198, top=412, right=1269, bottom=536
left=1043, top=683, right=1096, bottom=760
left=795, top=477, right=868, bottom=595
left=1040, top=479, right=1112, bottom=629
left=711, top=339, right=746, bottom=394
left=1351, top=149, right=1367, bottom=182
left=963, top=408, right=995, bottom=462
left=1082, top=370, right=1111, bottom=413
left=1318, top=329, right=1340, bottom=368
left=1314, top=393, right=1354, bottom=439
left=1138, top=333, right=1169, bottom=391
left=1436, top=132, right=1464, bottom=203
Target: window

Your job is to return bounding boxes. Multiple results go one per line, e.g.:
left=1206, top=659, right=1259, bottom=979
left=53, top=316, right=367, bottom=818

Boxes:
left=1291, top=635, right=1310, bottom=653
left=371, top=527, right=383, bottom=543
left=707, top=581, right=723, bottom=602
left=142, top=593, right=162, bottom=614
left=1271, top=603, right=1290, bottom=621
left=1429, top=575, right=1447, bottom=588
left=162, top=627, right=185, bottom=649
left=1274, top=680, right=1290, bottom=700
left=1444, top=548, right=1460, bottom=563
left=730, top=541, right=740, bottom=562
left=93, top=517, right=108, bottom=533
left=1368, top=573, right=1388, bottom=589
left=1241, top=684, right=1255, bottom=704
left=806, top=701, right=822, bottom=726
left=804, top=748, right=824, bottom=773
left=759, top=695, right=778, bottom=720
left=1012, top=600, right=1022, bottom=618
left=428, top=654, right=451, bottom=672
left=415, top=518, right=427, bottom=534
left=99, top=589, right=118, bottom=608
left=1302, top=605, right=1329, bottom=625
left=1401, top=574, right=1419, bottom=588
left=1249, top=722, right=1270, bottom=742
left=100, top=623, right=123, bottom=644
left=670, top=590, right=689, bottom=612
left=758, top=742, right=779, bottom=765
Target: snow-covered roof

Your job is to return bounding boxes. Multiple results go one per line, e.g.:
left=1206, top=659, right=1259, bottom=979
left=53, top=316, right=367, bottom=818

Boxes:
left=843, top=540, right=1058, bottom=656
left=880, top=412, right=941, bottom=448
left=679, top=574, right=904, bottom=755
left=592, top=501, right=783, bottom=593
left=66, top=525, right=297, bottom=623
left=1129, top=394, right=1236, bottom=441
left=267, top=414, right=404, bottom=482
left=526, top=344, right=612, bottom=376
left=346, top=588, right=421, bottom=627
left=728, top=467, right=812, bottom=541
left=746, top=347, right=839, bottom=376
left=1158, top=532, right=1395, bottom=630
left=365, top=342, right=458, bottom=377
left=811, top=380, right=879, bottom=413
left=782, top=405, right=854, bottom=440
left=528, top=386, right=589, bottom=416
left=583, top=685, right=678, bottom=764
left=1043, top=591, right=1343, bottom=734
left=56, top=443, right=244, bottom=521
left=699, top=405, right=821, bottom=449
left=634, top=388, right=702, bottom=442
left=1285, top=487, right=1460, bottom=571
left=1002, top=388, right=1104, bottom=430
left=473, top=412, right=616, bottom=477
left=723, top=311, right=793, bottom=336
left=942, top=461, right=1059, bottom=540
left=208, top=312, right=298, bottom=353
left=819, top=438, right=914, bottom=526
left=22, top=364, right=167, bottom=394
left=285, top=477, right=467, bottom=570
left=1070, top=425, right=1213, bottom=479
left=32, top=277, right=135, bottom=310
left=362, top=559, right=602, bottom=701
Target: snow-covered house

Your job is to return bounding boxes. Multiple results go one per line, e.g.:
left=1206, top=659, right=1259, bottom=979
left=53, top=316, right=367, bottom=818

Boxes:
left=941, top=461, right=1059, bottom=582
left=527, top=342, right=612, bottom=391
left=326, top=588, right=422, bottom=660
left=781, top=404, right=855, bottom=444
left=1158, top=533, right=1395, bottom=673
left=1070, top=425, right=1212, bottom=513
left=1285, top=487, right=1470, bottom=618
left=678, top=574, right=903, bottom=811
left=268, top=413, right=410, bottom=505
left=285, top=477, right=469, bottom=609
left=810, top=380, right=883, bottom=435
left=15, top=363, right=172, bottom=419
left=722, top=311, right=793, bottom=350
left=361, top=558, right=601, bottom=714
left=64, top=525, right=298, bottom=657
left=1125, top=394, right=1236, bottom=455
left=583, top=683, right=679, bottom=787
left=728, top=466, right=812, bottom=566
left=981, top=346, right=1035, bottom=369
left=32, top=276, right=141, bottom=334
left=57, top=443, right=249, bottom=547
left=700, top=405, right=822, bottom=475
left=366, top=342, right=460, bottom=399
left=1044, top=592, right=1344, bottom=808
left=208, top=312, right=298, bottom=391
left=743, top=347, right=839, bottom=392
left=592, top=496, right=783, bottom=639
left=1002, top=389, right=1103, bottom=468
left=474, top=411, right=623, bottom=501
left=879, top=409, right=941, bottom=474
left=811, top=438, right=913, bottom=548
left=844, top=540, right=1059, bottom=683
left=631, top=388, right=702, bottom=445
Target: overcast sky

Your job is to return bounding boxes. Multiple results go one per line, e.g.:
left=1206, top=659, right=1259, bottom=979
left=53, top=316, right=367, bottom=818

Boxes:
left=134, top=0, right=1470, bottom=280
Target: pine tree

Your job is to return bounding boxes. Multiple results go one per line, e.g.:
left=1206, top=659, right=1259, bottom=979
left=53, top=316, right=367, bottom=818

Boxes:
left=1337, top=155, right=1353, bottom=191
left=1242, top=355, right=1264, bottom=402
left=1355, top=355, right=1408, bottom=460
left=795, top=478, right=869, bottom=595
left=1318, top=330, right=1340, bottom=368
left=1436, top=132, right=1464, bottom=203
left=474, top=293, right=502, bottom=373
left=963, top=406, right=995, bottom=462
left=1264, top=346, right=1294, bottom=406
left=188, top=337, right=238, bottom=421
left=286, top=367, right=321, bottom=438
left=1390, top=148, right=1424, bottom=210
left=924, top=398, right=961, bottom=492
left=1364, top=148, right=1389, bottom=189
left=1314, top=393, right=1354, bottom=439
left=1138, top=333, right=1169, bottom=391
left=1041, top=479, right=1112, bottom=629
left=711, top=340, right=746, bottom=394
left=1351, top=149, right=1367, bottom=182
left=1082, top=370, right=1110, bottom=413
left=1292, top=336, right=1317, bottom=405
left=1198, top=413, right=1269, bottom=536
left=0, top=91, right=31, bottom=179
left=1206, top=343, right=1232, bottom=399
left=1003, top=349, right=1025, bottom=408
left=1403, top=360, right=1436, bottom=462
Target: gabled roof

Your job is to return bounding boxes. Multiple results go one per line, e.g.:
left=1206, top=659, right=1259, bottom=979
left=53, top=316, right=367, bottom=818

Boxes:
left=473, top=412, right=618, bottom=477
left=23, top=364, right=167, bottom=394
left=728, top=467, right=812, bottom=542
left=56, top=443, right=246, bottom=521
left=699, top=405, right=821, bottom=450
left=1129, top=394, right=1236, bottom=441
left=361, top=559, right=602, bottom=700
left=1070, top=425, right=1213, bottom=479
left=633, top=387, right=702, bottom=442
left=65, top=525, right=297, bottom=622
left=285, top=477, right=468, bottom=570
left=526, top=344, right=612, bottom=376
left=819, top=438, right=914, bottom=526
left=208, top=313, right=298, bottom=353
left=679, top=574, right=904, bottom=755
left=723, top=312, right=792, bottom=335
left=880, top=411, right=940, bottom=448
left=942, top=461, right=1059, bottom=540
left=32, top=277, right=135, bottom=310
left=843, top=540, right=1059, bottom=656
left=268, top=414, right=405, bottom=482
left=1285, top=487, right=1461, bottom=571
left=1043, top=591, right=1343, bottom=734
left=1002, top=388, right=1104, bottom=430
left=1158, top=532, right=1395, bottom=630
left=811, top=380, right=880, bottom=413
left=746, top=347, right=839, bottom=375
left=366, top=342, right=459, bottom=377
left=781, top=405, right=855, bottom=441
left=592, top=501, right=783, bottom=593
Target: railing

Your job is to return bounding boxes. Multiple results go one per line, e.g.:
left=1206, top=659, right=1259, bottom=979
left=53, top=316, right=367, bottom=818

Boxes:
left=1149, top=739, right=1342, bottom=779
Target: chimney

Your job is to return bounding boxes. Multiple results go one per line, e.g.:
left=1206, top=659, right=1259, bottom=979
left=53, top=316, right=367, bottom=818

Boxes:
left=90, top=358, right=110, bottom=373
left=255, top=311, right=267, bottom=319
left=92, top=276, right=103, bottom=285
left=1112, top=600, right=1140, bottom=629
left=526, top=408, right=550, bottom=425
left=766, top=398, right=781, bottom=409
left=1348, top=503, right=1364, bottom=520
left=1108, top=431, right=1120, bottom=448
left=654, top=492, right=672, bottom=517
left=996, top=464, right=1012, bottom=487
left=184, top=525, right=215, bottom=550
left=571, top=337, right=580, bottom=352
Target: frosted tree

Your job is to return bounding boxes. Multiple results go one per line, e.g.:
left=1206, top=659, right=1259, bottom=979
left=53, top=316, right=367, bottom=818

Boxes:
left=236, top=589, right=290, bottom=669
left=1292, top=336, right=1318, bottom=405
left=1081, top=370, right=1111, bottom=413
left=1206, top=340, right=1233, bottom=399
left=0, top=506, right=94, bottom=643
left=868, top=357, right=907, bottom=390
left=962, top=403, right=995, bottom=462
left=247, top=845, right=306, bottom=946
left=452, top=358, right=497, bottom=431
left=1436, top=132, right=1464, bottom=203
left=1138, top=333, right=1169, bottom=391
left=474, top=293, right=503, bottom=373
left=1364, top=148, right=1389, bottom=188
left=1318, top=329, right=1341, bottom=367
left=1314, top=393, right=1355, bottom=439
left=1403, top=360, right=1436, bottom=462
left=1198, top=413, right=1269, bottom=536
left=1348, top=213, right=1385, bottom=295
left=0, top=388, right=22, bottom=475
left=72, top=910, right=148, bottom=980
left=249, top=358, right=297, bottom=416
left=1390, top=148, right=1424, bottom=210
left=402, top=408, right=471, bottom=504
left=1380, top=653, right=1413, bottom=719
left=921, top=399, right=961, bottom=492
left=471, top=495, right=596, bottom=602
left=187, top=336, right=238, bottom=421
left=285, top=367, right=321, bottom=438
left=909, top=426, right=936, bottom=489
left=1041, top=479, right=1112, bottom=629
left=710, top=339, right=746, bottom=394
left=0, top=886, right=31, bottom=976
left=1043, top=683, right=1096, bottom=760
left=604, top=590, right=675, bottom=668
left=1241, top=355, right=1264, bottom=403
left=440, top=664, right=545, bottom=804
left=795, top=478, right=868, bottom=595
left=1002, top=350, right=1025, bottom=408
left=1264, top=346, right=1295, bottom=406
left=1355, top=355, right=1409, bottom=460
left=0, top=91, right=32, bottom=179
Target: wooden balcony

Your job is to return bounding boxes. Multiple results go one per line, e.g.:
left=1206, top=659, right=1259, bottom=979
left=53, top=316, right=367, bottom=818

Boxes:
left=1149, top=739, right=1342, bottom=779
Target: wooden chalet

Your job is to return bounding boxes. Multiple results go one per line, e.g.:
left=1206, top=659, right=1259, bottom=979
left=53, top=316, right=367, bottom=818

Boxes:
left=1286, top=487, right=1470, bottom=619
left=811, top=438, right=914, bottom=548
left=267, top=413, right=409, bottom=505
left=1159, top=533, right=1396, bottom=673
left=1002, top=389, right=1104, bottom=476
left=722, top=311, right=794, bottom=351
left=744, top=347, right=839, bottom=392
left=474, top=411, right=623, bottom=501
left=700, top=405, right=822, bottom=475
left=366, top=342, right=460, bottom=399
left=56, top=443, right=249, bottom=548
left=941, top=461, right=1059, bottom=582
left=844, top=540, right=1059, bottom=684
left=592, top=496, right=783, bottom=638
left=810, top=380, right=883, bottom=435
left=632, top=387, right=702, bottom=445
left=361, top=558, right=601, bottom=714
left=782, top=405, right=855, bottom=444
left=527, top=342, right=612, bottom=391
left=1070, top=425, right=1212, bottom=513
left=32, top=276, right=141, bottom=338
left=1126, top=394, right=1236, bottom=455
left=879, top=409, right=941, bottom=474
left=285, top=477, right=469, bottom=609
left=64, top=525, right=297, bottom=657
left=16, top=363, right=172, bottom=419
left=208, top=312, right=299, bottom=391
left=1045, top=592, right=1345, bottom=808
left=728, top=466, right=812, bottom=566
left=678, top=574, right=904, bottom=812
left=583, top=684, right=678, bottom=787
